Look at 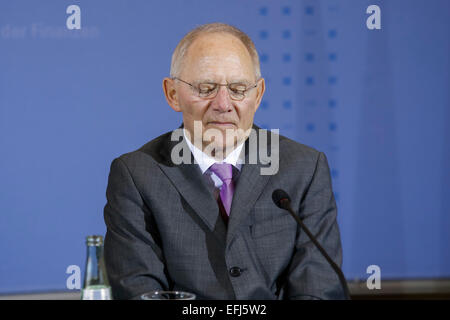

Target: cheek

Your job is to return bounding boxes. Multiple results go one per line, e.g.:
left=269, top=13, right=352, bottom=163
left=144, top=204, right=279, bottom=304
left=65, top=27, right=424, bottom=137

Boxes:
left=194, top=102, right=211, bottom=120
left=180, top=96, right=209, bottom=119
left=237, top=102, right=257, bottom=123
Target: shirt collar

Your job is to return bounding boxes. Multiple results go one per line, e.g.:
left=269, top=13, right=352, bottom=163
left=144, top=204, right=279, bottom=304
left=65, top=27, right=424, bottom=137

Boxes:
left=183, top=128, right=244, bottom=174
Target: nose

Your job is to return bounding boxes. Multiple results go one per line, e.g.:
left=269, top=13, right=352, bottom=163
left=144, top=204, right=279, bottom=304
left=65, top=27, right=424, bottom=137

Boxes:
left=211, top=85, right=233, bottom=112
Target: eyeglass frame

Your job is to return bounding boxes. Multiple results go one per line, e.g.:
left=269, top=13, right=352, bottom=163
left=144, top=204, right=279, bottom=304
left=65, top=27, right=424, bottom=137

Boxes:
left=172, top=77, right=260, bottom=101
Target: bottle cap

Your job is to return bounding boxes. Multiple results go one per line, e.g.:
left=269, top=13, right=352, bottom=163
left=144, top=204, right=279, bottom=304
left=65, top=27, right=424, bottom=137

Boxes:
left=86, top=235, right=104, bottom=246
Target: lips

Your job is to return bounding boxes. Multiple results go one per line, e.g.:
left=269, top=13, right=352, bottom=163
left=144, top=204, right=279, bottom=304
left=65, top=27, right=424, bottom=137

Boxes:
left=208, top=121, right=236, bottom=126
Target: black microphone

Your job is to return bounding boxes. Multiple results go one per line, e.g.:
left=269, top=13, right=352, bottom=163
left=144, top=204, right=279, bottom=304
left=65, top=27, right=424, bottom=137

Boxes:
left=272, top=189, right=351, bottom=299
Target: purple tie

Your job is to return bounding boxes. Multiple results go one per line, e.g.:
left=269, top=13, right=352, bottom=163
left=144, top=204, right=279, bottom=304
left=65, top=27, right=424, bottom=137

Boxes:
left=209, top=163, right=235, bottom=216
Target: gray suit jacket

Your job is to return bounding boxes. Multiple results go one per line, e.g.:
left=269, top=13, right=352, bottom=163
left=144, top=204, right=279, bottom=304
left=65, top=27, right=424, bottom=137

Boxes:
left=103, top=124, right=346, bottom=300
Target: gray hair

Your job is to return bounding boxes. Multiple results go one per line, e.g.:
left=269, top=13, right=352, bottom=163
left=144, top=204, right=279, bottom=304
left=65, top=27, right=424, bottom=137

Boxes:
left=170, top=23, right=261, bottom=80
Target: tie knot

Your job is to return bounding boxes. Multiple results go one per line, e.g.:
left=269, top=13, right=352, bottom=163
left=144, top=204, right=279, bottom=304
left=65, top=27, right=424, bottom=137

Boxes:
left=209, top=163, right=233, bottom=183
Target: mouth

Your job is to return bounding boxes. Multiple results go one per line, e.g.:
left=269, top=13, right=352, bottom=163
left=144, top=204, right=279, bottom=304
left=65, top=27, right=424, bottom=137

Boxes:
left=207, top=121, right=237, bottom=128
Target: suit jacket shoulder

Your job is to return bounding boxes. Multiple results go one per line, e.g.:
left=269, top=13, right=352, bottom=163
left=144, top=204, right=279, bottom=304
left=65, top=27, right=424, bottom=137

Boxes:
left=114, top=129, right=175, bottom=170
left=279, top=132, right=320, bottom=157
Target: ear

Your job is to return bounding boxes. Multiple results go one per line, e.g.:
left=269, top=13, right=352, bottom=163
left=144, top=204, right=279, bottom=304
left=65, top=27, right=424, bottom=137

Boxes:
left=163, top=77, right=182, bottom=112
left=253, top=78, right=266, bottom=112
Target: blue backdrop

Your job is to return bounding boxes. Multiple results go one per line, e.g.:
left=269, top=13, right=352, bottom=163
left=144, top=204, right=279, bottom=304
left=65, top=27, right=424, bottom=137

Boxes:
left=1, top=0, right=449, bottom=293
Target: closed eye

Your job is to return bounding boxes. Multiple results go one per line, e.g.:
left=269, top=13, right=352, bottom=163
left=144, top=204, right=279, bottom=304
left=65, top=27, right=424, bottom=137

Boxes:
left=229, top=83, right=247, bottom=93
left=197, top=83, right=217, bottom=94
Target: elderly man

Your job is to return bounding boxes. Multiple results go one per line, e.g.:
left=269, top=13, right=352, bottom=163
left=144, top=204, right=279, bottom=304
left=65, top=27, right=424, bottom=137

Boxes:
left=103, top=23, right=346, bottom=300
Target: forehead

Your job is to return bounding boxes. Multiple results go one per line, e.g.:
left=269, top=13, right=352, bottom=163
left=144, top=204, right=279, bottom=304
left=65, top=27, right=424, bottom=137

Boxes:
left=181, top=33, right=255, bottom=80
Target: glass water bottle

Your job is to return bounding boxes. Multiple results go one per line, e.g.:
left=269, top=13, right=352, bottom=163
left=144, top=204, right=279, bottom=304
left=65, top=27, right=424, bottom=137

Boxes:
left=81, top=235, right=112, bottom=300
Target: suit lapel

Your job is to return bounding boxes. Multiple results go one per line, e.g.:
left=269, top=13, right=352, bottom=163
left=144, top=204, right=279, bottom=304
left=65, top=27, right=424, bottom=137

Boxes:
left=226, top=126, right=273, bottom=246
left=156, top=126, right=220, bottom=232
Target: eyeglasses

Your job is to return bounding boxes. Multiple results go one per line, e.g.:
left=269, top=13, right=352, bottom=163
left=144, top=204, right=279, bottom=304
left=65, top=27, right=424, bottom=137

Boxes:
left=172, top=77, right=259, bottom=101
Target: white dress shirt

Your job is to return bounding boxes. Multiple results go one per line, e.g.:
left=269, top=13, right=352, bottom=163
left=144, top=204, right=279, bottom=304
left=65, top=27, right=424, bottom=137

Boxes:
left=183, top=128, right=244, bottom=189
